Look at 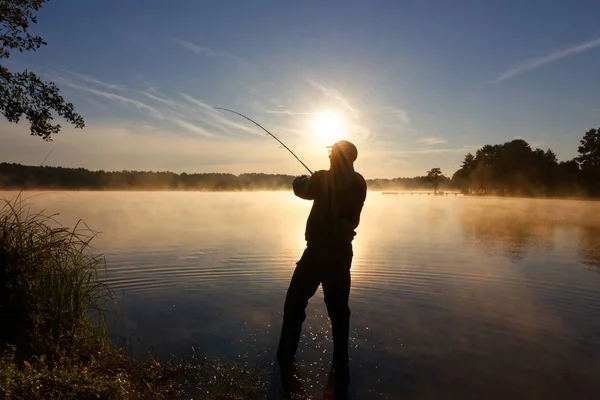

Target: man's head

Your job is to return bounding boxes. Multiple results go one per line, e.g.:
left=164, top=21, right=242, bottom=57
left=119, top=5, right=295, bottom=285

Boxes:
left=327, top=140, right=358, bottom=169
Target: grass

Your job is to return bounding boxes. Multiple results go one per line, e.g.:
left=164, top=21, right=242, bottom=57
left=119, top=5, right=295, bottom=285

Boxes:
left=0, top=194, right=268, bottom=399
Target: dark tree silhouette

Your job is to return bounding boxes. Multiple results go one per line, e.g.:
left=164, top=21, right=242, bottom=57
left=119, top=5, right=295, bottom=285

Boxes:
left=425, top=167, right=445, bottom=194
left=0, top=162, right=455, bottom=192
left=576, top=127, right=600, bottom=196
left=461, top=152, right=476, bottom=169
left=577, top=128, right=600, bottom=170
left=450, top=127, right=600, bottom=198
left=1, top=0, right=84, bottom=140
left=452, top=153, right=476, bottom=194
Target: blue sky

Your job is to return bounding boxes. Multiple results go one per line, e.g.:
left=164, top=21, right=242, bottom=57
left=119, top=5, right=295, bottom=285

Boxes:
left=2, top=0, right=600, bottom=178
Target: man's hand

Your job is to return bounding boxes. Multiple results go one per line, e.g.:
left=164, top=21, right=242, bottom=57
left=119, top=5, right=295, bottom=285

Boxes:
left=293, top=174, right=314, bottom=200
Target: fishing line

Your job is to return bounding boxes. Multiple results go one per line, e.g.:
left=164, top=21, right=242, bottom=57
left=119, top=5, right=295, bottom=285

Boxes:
left=214, top=107, right=313, bottom=175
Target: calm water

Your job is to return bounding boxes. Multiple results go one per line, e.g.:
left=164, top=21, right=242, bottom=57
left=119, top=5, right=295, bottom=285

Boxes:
left=4, top=191, right=600, bottom=399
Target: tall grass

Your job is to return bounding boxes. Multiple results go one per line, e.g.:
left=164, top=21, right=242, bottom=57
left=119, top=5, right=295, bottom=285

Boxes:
left=0, top=194, right=114, bottom=364
left=0, top=194, right=268, bottom=399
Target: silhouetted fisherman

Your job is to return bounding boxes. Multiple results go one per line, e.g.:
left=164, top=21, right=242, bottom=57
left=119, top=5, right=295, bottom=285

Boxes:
left=277, top=140, right=367, bottom=395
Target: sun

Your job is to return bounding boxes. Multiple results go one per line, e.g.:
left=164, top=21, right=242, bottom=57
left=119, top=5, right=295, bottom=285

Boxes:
left=313, top=112, right=342, bottom=146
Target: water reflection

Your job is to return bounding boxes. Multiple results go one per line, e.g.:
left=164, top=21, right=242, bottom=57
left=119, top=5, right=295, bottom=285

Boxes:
left=578, top=222, right=600, bottom=270
left=3, top=191, right=600, bottom=399
left=460, top=199, right=557, bottom=260
left=458, top=197, right=600, bottom=271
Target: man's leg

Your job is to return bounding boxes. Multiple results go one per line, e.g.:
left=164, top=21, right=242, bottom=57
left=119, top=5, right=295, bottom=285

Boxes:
left=277, top=249, right=320, bottom=368
left=323, top=258, right=351, bottom=399
left=322, top=254, right=352, bottom=390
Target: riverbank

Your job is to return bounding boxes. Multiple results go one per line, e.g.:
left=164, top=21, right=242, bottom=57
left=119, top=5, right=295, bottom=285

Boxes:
left=0, top=194, right=266, bottom=399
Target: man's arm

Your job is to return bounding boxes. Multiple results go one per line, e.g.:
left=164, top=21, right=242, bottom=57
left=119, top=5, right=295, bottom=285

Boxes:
left=292, top=173, right=318, bottom=200
left=336, top=174, right=367, bottom=241
left=349, top=174, right=367, bottom=228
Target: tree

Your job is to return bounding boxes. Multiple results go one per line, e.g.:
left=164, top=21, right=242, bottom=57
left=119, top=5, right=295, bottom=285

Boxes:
left=425, top=167, right=445, bottom=194
left=452, top=153, right=476, bottom=194
left=1, top=0, right=84, bottom=140
left=461, top=152, right=476, bottom=169
left=452, top=139, right=567, bottom=196
left=472, top=144, right=501, bottom=194
left=576, top=127, right=600, bottom=196
left=576, top=128, right=600, bottom=171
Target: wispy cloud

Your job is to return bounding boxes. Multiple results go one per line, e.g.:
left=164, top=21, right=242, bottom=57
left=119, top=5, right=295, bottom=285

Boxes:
left=138, top=90, right=183, bottom=110
left=61, top=70, right=180, bottom=111
left=306, top=78, right=360, bottom=119
left=264, top=110, right=328, bottom=116
left=56, top=72, right=269, bottom=139
left=398, top=148, right=456, bottom=155
left=174, top=39, right=249, bottom=66
left=82, top=96, right=109, bottom=111
left=0, top=121, right=305, bottom=174
left=62, top=70, right=126, bottom=91
left=169, top=117, right=215, bottom=138
left=493, top=36, right=600, bottom=82
left=389, top=107, right=410, bottom=124
left=364, top=143, right=466, bottom=158
left=180, top=94, right=265, bottom=136
left=62, top=81, right=165, bottom=120
left=416, top=137, right=447, bottom=145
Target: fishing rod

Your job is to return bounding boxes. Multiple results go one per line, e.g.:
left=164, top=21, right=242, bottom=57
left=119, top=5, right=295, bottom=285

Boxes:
left=214, top=107, right=313, bottom=175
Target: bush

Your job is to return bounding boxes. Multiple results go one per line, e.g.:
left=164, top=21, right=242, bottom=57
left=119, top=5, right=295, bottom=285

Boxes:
left=0, top=194, right=113, bottom=364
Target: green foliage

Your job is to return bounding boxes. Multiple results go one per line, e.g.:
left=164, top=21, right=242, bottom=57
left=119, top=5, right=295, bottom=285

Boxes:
left=1, top=0, right=84, bottom=140
left=0, top=0, right=47, bottom=58
left=0, top=194, right=114, bottom=363
left=0, top=347, right=267, bottom=399
left=0, top=349, right=133, bottom=399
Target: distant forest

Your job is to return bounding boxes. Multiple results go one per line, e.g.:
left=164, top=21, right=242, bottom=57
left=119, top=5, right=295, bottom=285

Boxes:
left=0, top=163, right=443, bottom=191
left=1, top=127, right=598, bottom=196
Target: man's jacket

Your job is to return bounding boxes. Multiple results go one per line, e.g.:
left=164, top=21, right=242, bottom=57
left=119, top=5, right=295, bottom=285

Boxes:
left=293, top=168, right=367, bottom=249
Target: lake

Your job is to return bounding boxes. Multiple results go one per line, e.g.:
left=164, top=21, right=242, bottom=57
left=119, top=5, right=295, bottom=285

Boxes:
left=3, top=191, right=600, bottom=399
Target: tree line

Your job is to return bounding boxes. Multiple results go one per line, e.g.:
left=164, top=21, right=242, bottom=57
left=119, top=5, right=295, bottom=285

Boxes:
left=0, top=164, right=297, bottom=191
left=0, top=163, right=444, bottom=191
left=450, top=128, right=600, bottom=197
left=1, top=124, right=598, bottom=195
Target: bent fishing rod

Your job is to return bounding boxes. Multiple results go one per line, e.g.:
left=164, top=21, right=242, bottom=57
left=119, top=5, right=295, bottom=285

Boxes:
left=214, top=107, right=313, bottom=175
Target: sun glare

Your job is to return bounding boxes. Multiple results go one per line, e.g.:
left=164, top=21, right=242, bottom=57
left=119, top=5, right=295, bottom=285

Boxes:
left=313, top=112, right=342, bottom=146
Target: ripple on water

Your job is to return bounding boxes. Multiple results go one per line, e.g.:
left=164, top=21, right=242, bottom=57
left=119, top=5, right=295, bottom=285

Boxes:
left=7, top=191, right=600, bottom=399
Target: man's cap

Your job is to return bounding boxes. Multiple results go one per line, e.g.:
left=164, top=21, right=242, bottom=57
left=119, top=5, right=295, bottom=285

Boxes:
left=327, top=140, right=358, bottom=163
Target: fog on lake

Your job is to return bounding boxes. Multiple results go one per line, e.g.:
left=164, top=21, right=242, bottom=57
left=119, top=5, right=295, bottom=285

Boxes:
left=3, top=191, right=600, bottom=399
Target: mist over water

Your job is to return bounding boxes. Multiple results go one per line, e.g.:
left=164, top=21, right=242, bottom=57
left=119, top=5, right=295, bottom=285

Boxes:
left=3, top=191, right=600, bottom=399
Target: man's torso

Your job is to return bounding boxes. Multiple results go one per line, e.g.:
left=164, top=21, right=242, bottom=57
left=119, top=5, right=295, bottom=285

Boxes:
left=295, top=169, right=367, bottom=249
